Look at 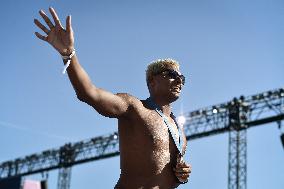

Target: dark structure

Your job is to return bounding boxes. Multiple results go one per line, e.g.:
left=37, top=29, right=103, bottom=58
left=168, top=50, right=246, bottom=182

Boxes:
left=0, top=176, right=21, bottom=189
left=0, top=88, right=283, bottom=189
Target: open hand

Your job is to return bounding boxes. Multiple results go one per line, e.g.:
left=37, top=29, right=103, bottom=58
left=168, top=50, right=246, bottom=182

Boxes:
left=34, top=7, right=74, bottom=55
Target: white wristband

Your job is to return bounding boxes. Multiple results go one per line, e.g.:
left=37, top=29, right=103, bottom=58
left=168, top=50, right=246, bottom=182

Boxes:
left=62, top=49, right=76, bottom=74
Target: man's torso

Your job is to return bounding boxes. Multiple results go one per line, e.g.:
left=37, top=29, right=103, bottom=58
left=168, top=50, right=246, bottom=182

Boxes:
left=115, top=95, right=185, bottom=189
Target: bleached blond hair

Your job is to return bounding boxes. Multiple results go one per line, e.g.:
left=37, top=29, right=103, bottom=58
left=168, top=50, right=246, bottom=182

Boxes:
left=146, top=58, right=180, bottom=88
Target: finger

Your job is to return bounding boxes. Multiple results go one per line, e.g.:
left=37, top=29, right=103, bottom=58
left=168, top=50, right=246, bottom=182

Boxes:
left=35, top=32, right=47, bottom=41
left=180, top=175, right=190, bottom=180
left=176, top=163, right=186, bottom=169
left=175, top=173, right=190, bottom=178
left=39, top=10, right=54, bottom=29
left=66, top=15, right=72, bottom=33
left=34, top=19, right=49, bottom=34
left=176, top=164, right=187, bottom=168
left=176, top=174, right=189, bottom=179
left=173, top=169, right=190, bottom=176
left=174, top=168, right=191, bottom=173
left=49, top=7, right=63, bottom=28
left=176, top=161, right=187, bottom=167
left=177, top=162, right=190, bottom=169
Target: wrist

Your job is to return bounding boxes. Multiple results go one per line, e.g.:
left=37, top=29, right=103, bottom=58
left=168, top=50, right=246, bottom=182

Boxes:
left=60, top=47, right=75, bottom=56
left=61, top=49, right=76, bottom=74
left=61, top=49, right=75, bottom=60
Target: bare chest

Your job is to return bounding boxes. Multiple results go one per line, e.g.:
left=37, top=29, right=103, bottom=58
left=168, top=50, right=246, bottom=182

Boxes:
left=118, top=101, right=181, bottom=176
left=138, top=109, right=180, bottom=150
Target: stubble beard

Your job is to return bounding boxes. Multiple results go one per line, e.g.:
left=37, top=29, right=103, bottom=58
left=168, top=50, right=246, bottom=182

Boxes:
left=168, top=92, right=180, bottom=104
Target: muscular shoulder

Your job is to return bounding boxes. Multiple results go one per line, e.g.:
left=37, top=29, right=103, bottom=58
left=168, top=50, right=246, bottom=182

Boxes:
left=116, top=93, right=144, bottom=112
left=116, top=93, right=139, bottom=103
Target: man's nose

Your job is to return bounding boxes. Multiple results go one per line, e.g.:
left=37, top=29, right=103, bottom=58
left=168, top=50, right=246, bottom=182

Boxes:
left=176, top=76, right=183, bottom=85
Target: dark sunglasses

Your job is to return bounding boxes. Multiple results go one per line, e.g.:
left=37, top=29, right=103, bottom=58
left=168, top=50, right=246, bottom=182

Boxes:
left=159, top=69, right=186, bottom=85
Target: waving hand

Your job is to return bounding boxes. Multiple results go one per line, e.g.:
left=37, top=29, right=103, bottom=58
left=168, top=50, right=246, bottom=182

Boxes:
left=34, top=7, right=74, bottom=55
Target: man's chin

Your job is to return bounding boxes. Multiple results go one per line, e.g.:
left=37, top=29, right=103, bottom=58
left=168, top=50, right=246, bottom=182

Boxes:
left=169, top=93, right=180, bottom=103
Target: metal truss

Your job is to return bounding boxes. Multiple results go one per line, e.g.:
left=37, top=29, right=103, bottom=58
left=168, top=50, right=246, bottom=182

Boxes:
left=0, top=132, right=119, bottom=179
left=183, top=88, right=284, bottom=140
left=228, top=129, right=247, bottom=189
left=227, top=98, right=247, bottom=189
left=0, top=88, right=283, bottom=189
left=57, top=167, right=71, bottom=189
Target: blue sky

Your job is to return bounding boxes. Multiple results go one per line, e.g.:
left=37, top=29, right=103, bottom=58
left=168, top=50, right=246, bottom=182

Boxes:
left=0, top=0, right=283, bottom=188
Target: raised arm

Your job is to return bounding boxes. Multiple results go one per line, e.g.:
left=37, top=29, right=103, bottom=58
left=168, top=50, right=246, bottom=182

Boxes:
left=34, top=7, right=131, bottom=118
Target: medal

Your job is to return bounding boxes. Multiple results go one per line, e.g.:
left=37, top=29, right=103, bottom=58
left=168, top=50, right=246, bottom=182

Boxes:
left=146, top=97, right=189, bottom=184
left=176, top=154, right=188, bottom=184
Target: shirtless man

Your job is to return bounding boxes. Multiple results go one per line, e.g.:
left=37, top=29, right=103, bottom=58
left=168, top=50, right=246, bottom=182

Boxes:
left=34, top=7, right=191, bottom=188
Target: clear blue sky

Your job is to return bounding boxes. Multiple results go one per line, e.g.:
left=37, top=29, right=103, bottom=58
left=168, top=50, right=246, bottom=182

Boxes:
left=0, top=0, right=283, bottom=188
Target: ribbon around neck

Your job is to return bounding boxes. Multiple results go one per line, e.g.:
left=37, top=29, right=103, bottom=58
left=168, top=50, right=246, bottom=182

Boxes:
left=146, top=97, right=185, bottom=156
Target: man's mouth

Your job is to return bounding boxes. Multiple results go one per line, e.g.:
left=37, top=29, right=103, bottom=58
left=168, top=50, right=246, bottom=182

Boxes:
left=171, top=87, right=181, bottom=93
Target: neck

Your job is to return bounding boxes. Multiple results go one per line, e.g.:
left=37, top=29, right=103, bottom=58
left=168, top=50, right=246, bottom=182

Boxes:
left=150, top=95, right=172, bottom=116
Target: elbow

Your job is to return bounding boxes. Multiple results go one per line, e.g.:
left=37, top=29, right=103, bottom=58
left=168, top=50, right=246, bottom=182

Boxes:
left=76, top=85, right=95, bottom=103
left=76, top=91, right=88, bottom=102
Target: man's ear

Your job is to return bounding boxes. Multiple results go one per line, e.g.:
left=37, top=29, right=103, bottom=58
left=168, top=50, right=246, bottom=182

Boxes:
left=148, top=77, right=156, bottom=92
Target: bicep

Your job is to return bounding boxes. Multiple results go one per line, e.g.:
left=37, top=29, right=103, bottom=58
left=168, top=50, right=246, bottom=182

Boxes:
left=82, top=86, right=131, bottom=118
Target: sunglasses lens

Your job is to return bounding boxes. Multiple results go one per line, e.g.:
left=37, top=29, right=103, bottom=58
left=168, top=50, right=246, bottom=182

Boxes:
left=167, top=71, right=177, bottom=79
left=180, top=75, right=185, bottom=85
left=167, top=70, right=185, bottom=85
left=159, top=69, right=186, bottom=85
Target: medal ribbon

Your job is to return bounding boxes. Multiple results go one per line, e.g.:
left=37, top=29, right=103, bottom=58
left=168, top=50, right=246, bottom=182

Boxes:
left=146, top=97, right=184, bottom=155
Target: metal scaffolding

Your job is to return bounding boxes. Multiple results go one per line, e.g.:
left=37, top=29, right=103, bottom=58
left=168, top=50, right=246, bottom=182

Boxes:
left=0, top=88, right=283, bottom=189
left=57, top=167, right=71, bottom=189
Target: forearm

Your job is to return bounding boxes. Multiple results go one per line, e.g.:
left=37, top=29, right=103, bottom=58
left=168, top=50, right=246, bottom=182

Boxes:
left=64, top=54, right=95, bottom=100
left=34, top=8, right=129, bottom=116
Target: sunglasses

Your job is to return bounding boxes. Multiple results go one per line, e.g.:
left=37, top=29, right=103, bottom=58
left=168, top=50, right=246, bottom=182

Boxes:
left=159, top=69, right=186, bottom=85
